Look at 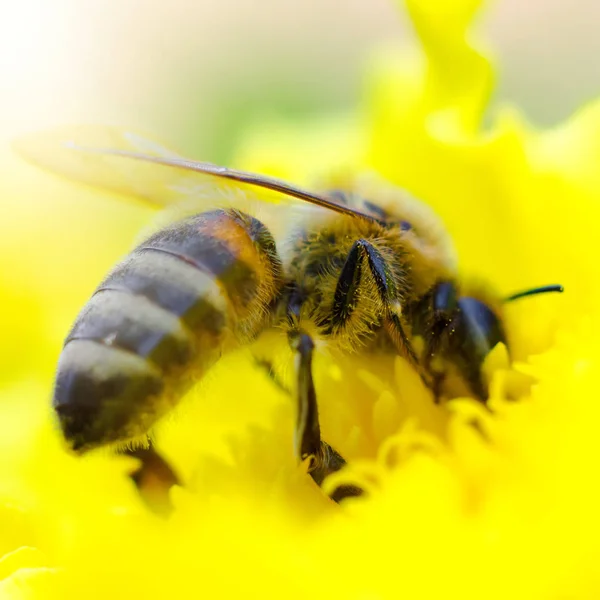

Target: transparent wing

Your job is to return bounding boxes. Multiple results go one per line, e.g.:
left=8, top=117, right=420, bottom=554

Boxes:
left=12, top=124, right=227, bottom=209
left=12, top=124, right=375, bottom=224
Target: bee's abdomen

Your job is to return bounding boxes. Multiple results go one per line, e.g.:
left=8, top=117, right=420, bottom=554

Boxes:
left=66, top=289, right=197, bottom=369
left=55, top=210, right=282, bottom=452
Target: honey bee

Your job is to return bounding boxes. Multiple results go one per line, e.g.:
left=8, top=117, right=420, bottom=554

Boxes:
left=15, top=125, right=562, bottom=504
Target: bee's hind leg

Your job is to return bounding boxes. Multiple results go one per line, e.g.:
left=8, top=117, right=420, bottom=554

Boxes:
left=289, top=331, right=363, bottom=503
left=123, top=440, right=181, bottom=517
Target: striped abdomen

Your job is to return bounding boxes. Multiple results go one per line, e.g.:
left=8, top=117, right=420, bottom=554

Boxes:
left=55, top=209, right=283, bottom=452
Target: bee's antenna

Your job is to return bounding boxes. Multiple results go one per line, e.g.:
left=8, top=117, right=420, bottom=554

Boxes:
left=505, top=284, right=564, bottom=302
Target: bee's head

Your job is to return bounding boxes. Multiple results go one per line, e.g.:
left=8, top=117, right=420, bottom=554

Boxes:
left=428, top=282, right=563, bottom=401
left=444, top=295, right=507, bottom=400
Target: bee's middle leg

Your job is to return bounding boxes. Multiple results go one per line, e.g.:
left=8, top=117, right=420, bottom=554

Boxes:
left=288, top=330, right=363, bottom=502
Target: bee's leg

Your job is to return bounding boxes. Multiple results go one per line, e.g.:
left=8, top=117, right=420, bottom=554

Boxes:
left=288, top=329, right=363, bottom=502
left=253, top=357, right=291, bottom=395
left=123, top=441, right=180, bottom=517
left=331, top=238, right=419, bottom=368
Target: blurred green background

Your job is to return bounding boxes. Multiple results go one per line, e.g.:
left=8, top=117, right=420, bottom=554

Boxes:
left=1, top=0, right=599, bottom=162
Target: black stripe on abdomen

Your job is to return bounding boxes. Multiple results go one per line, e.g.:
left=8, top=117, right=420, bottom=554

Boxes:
left=56, top=253, right=230, bottom=450
left=140, top=210, right=257, bottom=307
left=66, top=289, right=194, bottom=370
left=54, top=209, right=277, bottom=452
left=54, top=340, right=164, bottom=451
left=98, top=248, right=228, bottom=333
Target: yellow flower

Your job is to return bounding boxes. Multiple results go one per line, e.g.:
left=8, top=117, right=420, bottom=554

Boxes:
left=2, top=0, right=600, bottom=598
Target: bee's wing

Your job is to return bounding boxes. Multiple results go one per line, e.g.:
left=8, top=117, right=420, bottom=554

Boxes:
left=12, top=124, right=265, bottom=210
left=13, top=124, right=374, bottom=223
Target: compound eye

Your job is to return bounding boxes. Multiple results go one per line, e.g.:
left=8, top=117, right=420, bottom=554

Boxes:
left=457, top=297, right=506, bottom=360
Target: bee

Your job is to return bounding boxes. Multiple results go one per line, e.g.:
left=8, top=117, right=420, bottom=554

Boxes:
left=15, top=125, right=563, bottom=504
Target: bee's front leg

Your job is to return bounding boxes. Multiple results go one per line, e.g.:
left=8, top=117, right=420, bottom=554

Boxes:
left=288, top=330, right=363, bottom=503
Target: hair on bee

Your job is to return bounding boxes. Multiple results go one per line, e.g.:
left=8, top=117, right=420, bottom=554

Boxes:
left=14, top=125, right=564, bottom=508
